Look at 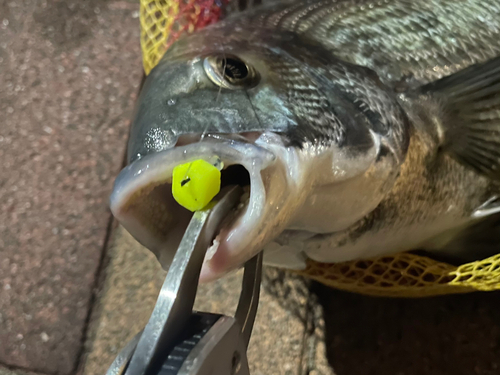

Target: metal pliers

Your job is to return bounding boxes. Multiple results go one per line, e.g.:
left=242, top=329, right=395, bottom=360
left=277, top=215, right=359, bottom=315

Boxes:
left=106, top=186, right=262, bottom=375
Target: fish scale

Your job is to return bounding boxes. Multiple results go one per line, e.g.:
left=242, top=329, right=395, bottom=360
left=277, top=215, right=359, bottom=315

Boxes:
left=220, top=0, right=500, bottom=85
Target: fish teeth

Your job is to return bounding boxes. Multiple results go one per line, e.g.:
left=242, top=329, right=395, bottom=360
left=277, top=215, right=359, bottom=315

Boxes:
left=205, top=238, right=220, bottom=261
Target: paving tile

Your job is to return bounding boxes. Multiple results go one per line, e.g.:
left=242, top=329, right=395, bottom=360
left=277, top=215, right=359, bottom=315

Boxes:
left=0, top=1, right=142, bottom=373
left=0, top=365, right=45, bottom=375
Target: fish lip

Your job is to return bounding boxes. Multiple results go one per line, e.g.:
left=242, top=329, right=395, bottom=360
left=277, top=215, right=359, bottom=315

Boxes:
left=110, top=139, right=275, bottom=209
left=109, top=138, right=276, bottom=272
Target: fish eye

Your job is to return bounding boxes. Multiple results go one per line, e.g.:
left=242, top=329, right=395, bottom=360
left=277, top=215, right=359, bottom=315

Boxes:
left=203, top=54, right=260, bottom=90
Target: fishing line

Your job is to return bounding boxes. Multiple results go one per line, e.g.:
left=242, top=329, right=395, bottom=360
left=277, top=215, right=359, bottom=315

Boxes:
left=215, top=43, right=228, bottom=105
left=182, top=43, right=228, bottom=183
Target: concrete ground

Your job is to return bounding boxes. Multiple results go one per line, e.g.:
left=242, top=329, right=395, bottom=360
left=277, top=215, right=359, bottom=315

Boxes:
left=2, top=1, right=500, bottom=375
left=0, top=0, right=142, bottom=373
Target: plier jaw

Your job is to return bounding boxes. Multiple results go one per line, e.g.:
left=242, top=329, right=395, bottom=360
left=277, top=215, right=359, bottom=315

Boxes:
left=106, top=186, right=262, bottom=375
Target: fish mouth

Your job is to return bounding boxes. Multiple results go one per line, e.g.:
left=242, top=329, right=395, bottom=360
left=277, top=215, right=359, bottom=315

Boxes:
left=110, top=138, right=276, bottom=281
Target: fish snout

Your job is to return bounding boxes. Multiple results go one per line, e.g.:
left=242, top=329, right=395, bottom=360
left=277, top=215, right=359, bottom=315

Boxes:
left=110, top=137, right=287, bottom=279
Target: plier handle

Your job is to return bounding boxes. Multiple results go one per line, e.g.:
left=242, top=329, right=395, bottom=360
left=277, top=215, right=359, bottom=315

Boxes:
left=106, top=186, right=262, bottom=375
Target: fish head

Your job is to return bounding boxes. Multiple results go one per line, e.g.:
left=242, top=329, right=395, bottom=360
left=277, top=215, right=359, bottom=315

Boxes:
left=110, top=25, right=409, bottom=281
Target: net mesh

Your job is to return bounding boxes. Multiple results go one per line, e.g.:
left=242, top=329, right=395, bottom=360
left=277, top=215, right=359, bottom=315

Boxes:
left=138, top=0, right=500, bottom=297
left=295, top=253, right=500, bottom=297
left=140, top=0, right=228, bottom=74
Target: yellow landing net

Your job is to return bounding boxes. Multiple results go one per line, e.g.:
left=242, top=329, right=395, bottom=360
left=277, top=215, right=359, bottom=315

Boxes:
left=138, top=0, right=500, bottom=297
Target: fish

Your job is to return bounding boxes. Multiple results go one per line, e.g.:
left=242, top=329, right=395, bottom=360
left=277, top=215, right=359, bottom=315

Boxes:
left=110, top=0, right=500, bottom=282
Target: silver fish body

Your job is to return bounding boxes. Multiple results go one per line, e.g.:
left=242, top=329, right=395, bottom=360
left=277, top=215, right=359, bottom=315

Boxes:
left=111, top=0, right=500, bottom=281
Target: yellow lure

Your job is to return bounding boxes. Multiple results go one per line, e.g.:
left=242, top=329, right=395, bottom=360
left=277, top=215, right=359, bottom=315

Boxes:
left=172, top=159, right=222, bottom=212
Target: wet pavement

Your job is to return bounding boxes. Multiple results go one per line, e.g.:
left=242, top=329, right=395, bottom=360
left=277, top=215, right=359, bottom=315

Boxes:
left=0, top=0, right=141, bottom=373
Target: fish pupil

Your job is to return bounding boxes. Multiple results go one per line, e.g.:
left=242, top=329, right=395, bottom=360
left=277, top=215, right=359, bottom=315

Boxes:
left=221, top=57, right=248, bottom=80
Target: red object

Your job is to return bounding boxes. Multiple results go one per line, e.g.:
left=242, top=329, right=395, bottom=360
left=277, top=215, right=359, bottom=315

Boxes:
left=167, top=0, right=230, bottom=48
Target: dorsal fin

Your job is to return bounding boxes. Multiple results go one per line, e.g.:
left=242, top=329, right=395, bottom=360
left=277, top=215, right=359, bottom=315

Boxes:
left=419, top=56, right=500, bottom=180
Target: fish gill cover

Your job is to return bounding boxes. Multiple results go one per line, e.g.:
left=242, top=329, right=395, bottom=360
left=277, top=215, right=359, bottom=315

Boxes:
left=137, top=0, right=500, bottom=297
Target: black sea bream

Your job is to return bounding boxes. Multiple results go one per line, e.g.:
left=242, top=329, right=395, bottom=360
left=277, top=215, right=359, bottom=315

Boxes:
left=110, top=0, right=500, bottom=281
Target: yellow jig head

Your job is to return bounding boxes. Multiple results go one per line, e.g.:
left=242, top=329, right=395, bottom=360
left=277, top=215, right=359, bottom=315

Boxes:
left=172, top=157, right=223, bottom=212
